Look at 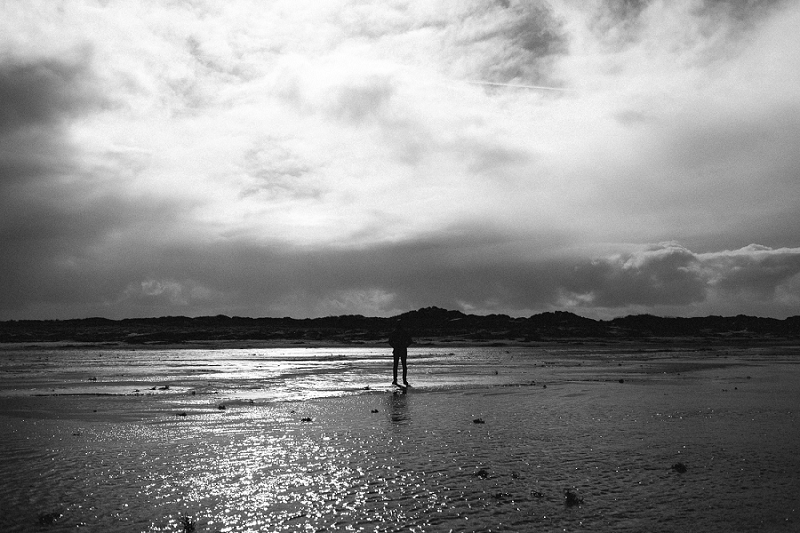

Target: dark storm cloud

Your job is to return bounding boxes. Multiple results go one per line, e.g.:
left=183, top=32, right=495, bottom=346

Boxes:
left=10, top=228, right=798, bottom=319
left=0, top=191, right=190, bottom=314
left=72, top=230, right=570, bottom=318
left=0, top=49, right=104, bottom=191
left=564, top=245, right=706, bottom=308
left=0, top=50, right=100, bottom=190
left=0, top=50, right=167, bottom=316
left=0, top=49, right=98, bottom=133
left=141, top=240, right=800, bottom=317
left=0, top=224, right=556, bottom=318
left=706, top=245, right=800, bottom=298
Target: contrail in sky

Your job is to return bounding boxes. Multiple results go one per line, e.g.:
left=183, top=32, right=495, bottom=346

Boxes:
left=463, top=80, right=573, bottom=92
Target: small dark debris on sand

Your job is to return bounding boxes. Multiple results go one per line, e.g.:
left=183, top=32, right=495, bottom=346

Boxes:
left=176, top=412, right=187, bottom=417
left=301, top=417, right=313, bottom=422
left=473, top=418, right=485, bottom=424
left=371, top=409, right=379, bottom=413
left=217, top=404, right=226, bottom=410
left=180, top=515, right=196, bottom=533
left=474, top=468, right=489, bottom=479
left=531, top=491, right=544, bottom=498
left=564, top=489, right=583, bottom=507
left=672, top=462, right=687, bottom=473
left=619, top=379, right=625, bottom=383
left=37, top=511, right=63, bottom=526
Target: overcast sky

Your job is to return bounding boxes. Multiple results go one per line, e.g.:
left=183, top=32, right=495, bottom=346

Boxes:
left=2, top=0, right=800, bottom=320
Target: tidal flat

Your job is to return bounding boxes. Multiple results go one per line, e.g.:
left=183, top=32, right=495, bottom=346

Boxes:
left=1, top=343, right=798, bottom=532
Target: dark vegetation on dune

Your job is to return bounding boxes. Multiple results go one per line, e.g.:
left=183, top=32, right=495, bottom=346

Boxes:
left=1, top=307, right=798, bottom=345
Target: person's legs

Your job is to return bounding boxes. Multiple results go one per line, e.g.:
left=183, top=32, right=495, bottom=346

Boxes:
left=392, top=351, right=400, bottom=384
left=401, top=350, right=408, bottom=385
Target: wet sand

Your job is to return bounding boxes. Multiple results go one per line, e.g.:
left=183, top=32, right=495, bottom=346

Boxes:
left=1, top=344, right=799, bottom=532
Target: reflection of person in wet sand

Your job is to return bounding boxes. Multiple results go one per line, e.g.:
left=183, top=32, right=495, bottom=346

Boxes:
left=388, top=389, right=408, bottom=424
left=388, top=324, right=413, bottom=387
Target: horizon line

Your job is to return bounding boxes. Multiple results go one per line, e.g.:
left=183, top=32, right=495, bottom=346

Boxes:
left=2, top=307, right=798, bottom=323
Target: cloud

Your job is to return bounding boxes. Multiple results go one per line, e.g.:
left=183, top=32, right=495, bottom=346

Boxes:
left=703, top=244, right=800, bottom=297
left=0, top=50, right=98, bottom=132
left=590, top=0, right=786, bottom=49
left=564, top=243, right=706, bottom=308
left=123, top=279, right=216, bottom=308
left=553, top=243, right=800, bottom=317
left=0, top=49, right=121, bottom=312
left=0, top=49, right=103, bottom=193
left=4, top=218, right=800, bottom=320
left=1, top=1, right=799, bottom=320
left=270, top=54, right=399, bottom=124
left=443, top=0, right=567, bottom=84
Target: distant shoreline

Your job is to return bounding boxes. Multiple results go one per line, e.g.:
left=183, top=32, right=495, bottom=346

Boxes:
left=2, top=336, right=798, bottom=352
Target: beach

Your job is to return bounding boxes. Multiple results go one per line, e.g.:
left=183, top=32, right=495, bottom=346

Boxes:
left=1, top=343, right=799, bottom=532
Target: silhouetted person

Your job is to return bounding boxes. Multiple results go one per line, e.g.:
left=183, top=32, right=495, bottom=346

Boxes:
left=388, top=325, right=413, bottom=387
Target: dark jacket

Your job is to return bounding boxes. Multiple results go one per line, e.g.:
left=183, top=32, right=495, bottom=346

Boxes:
left=388, top=329, right=413, bottom=350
